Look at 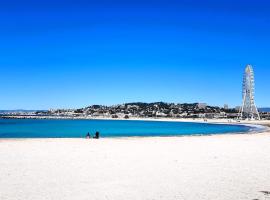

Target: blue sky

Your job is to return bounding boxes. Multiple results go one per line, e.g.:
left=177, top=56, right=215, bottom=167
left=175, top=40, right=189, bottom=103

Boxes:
left=0, top=0, right=270, bottom=109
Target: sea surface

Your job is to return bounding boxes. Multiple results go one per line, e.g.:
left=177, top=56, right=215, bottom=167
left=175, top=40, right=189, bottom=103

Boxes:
left=0, top=119, right=254, bottom=138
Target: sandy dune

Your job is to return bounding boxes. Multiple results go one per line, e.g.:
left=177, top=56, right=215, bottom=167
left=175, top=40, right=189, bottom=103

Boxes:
left=1, top=131, right=270, bottom=200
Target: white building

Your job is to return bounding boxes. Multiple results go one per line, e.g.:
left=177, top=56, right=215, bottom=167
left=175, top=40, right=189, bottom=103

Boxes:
left=197, top=103, right=207, bottom=109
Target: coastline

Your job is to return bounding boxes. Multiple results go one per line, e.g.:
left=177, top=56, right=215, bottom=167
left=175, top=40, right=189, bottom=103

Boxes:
left=1, top=116, right=269, bottom=137
left=1, top=129, right=270, bottom=200
left=1, top=118, right=270, bottom=200
left=2, top=114, right=269, bottom=125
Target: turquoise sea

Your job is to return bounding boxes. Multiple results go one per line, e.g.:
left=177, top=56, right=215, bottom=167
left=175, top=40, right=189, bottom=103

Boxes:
left=0, top=119, right=254, bottom=138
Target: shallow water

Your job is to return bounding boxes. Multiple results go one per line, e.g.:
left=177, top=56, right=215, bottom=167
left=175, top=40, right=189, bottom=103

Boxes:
left=0, top=119, right=253, bottom=138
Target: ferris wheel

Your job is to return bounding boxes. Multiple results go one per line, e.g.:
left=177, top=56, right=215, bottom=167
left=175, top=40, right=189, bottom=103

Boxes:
left=239, top=65, right=260, bottom=120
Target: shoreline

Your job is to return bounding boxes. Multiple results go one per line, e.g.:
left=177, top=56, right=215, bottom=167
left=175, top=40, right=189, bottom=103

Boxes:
left=2, top=115, right=269, bottom=124
left=0, top=117, right=269, bottom=140
left=1, top=129, right=270, bottom=200
left=1, top=118, right=270, bottom=200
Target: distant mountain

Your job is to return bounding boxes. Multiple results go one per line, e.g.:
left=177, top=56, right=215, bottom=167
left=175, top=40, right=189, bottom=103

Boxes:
left=259, top=108, right=270, bottom=112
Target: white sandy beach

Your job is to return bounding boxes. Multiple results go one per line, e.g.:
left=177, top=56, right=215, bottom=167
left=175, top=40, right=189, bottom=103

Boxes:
left=0, top=121, right=270, bottom=200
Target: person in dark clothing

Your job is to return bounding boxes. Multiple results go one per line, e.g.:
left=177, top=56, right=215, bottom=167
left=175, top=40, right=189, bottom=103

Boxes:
left=86, top=132, right=91, bottom=139
left=94, top=131, right=100, bottom=139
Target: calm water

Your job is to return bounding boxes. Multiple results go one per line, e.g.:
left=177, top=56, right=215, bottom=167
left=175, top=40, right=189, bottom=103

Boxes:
left=0, top=119, right=253, bottom=138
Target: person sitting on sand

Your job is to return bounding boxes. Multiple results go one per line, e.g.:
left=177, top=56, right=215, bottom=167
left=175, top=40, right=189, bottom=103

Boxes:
left=86, top=132, right=91, bottom=139
left=93, top=131, right=100, bottom=139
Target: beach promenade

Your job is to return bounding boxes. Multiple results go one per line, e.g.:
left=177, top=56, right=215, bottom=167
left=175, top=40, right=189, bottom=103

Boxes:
left=0, top=120, right=270, bottom=200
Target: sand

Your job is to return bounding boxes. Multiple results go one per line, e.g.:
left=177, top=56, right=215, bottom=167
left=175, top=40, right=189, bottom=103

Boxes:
left=1, top=125, right=270, bottom=200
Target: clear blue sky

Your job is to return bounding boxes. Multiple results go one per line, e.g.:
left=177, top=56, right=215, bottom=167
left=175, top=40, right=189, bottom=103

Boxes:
left=0, top=0, right=270, bottom=109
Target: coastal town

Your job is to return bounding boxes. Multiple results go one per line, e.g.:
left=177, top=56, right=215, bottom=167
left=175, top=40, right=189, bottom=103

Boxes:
left=1, top=102, right=270, bottom=120
left=2, top=1, right=270, bottom=199
left=2, top=66, right=269, bottom=121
